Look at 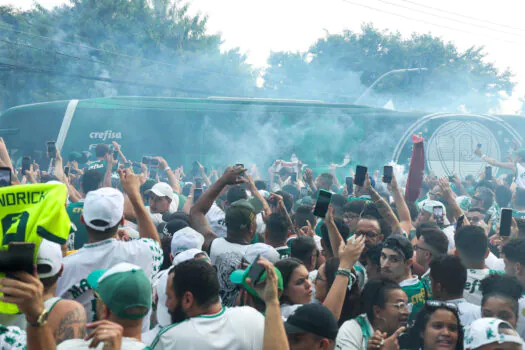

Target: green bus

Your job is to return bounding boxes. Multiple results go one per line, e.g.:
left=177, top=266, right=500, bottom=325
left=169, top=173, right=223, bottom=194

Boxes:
left=0, top=96, right=523, bottom=179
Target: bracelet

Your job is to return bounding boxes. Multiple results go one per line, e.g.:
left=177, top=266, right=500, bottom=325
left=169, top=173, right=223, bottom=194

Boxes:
left=164, top=167, right=171, bottom=172
left=336, top=268, right=356, bottom=286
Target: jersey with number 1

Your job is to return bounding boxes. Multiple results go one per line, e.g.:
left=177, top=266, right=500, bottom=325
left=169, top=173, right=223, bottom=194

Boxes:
left=0, top=183, right=71, bottom=314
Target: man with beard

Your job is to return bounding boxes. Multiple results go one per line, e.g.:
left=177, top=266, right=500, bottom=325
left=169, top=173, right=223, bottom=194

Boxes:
left=381, top=234, right=426, bottom=320
left=151, top=259, right=264, bottom=350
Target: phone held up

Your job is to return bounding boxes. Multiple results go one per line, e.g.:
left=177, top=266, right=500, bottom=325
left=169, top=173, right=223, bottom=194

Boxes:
left=354, top=165, right=368, bottom=187
left=313, top=189, right=332, bottom=218
left=0, top=243, right=35, bottom=275
left=194, top=177, right=203, bottom=201
left=0, top=166, right=11, bottom=187
left=248, top=254, right=265, bottom=286
left=433, top=206, right=444, bottom=226
left=382, top=165, right=393, bottom=184
left=46, top=140, right=56, bottom=159
left=500, top=208, right=513, bottom=237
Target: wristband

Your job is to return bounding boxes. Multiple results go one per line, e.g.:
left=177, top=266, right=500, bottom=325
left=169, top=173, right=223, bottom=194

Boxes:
left=335, top=268, right=356, bottom=286
left=164, top=167, right=171, bottom=172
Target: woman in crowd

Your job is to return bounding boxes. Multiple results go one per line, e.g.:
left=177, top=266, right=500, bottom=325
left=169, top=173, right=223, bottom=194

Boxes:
left=275, top=258, right=314, bottom=318
left=314, top=257, right=361, bottom=325
left=480, top=274, right=523, bottom=330
left=399, top=300, right=463, bottom=350
left=335, top=278, right=410, bottom=350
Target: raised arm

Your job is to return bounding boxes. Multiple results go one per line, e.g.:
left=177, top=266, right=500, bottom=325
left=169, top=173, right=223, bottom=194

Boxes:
left=246, top=173, right=271, bottom=218
left=190, top=166, right=246, bottom=251
left=323, top=236, right=365, bottom=320
left=119, top=168, right=160, bottom=244
left=157, top=157, right=181, bottom=194
left=367, top=174, right=402, bottom=234
left=197, top=161, right=212, bottom=188
left=0, top=137, right=20, bottom=185
left=437, top=178, right=463, bottom=221
left=389, top=174, right=414, bottom=234
left=474, top=147, right=516, bottom=171
left=325, top=205, right=344, bottom=259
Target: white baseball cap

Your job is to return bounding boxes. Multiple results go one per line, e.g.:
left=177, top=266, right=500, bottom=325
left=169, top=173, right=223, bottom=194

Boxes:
left=37, top=239, right=63, bottom=278
left=244, top=243, right=280, bottom=264
left=146, top=182, right=174, bottom=201
left=172, top=248, right=209, bottom=266
left=83, top=188, right=124, bottom=231
left=170, top=227, right=205, bottom=256
left=464, top=318, right=524, bottom=349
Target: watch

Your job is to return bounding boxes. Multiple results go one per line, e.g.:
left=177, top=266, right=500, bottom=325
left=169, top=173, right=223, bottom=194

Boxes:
left=27, top=308, right=49, bottom=327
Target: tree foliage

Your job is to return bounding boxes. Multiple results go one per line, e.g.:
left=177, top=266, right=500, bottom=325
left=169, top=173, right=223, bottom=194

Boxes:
left=0, top=0, right=256, bottom=109
left=263, top=24, right=514, bottom=113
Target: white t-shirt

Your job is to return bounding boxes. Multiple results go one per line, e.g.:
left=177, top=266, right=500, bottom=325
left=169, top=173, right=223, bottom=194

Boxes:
left=516, top=296, right=525, bottom=340
left=57, top=238, right=163, bottom=327
left=516, top=163, right=525, bottom=189
left=464, top=269, right=501, bottom=305
left=209, top=238, right=251, bottom=264
left=485, top=252, right=505, bottom=271
left=143, top=324, right=162, bottom=347
left=443, top=226, right=456, bottom=252
left=150, top=306, right=264, bottom=350
left=58, top=337, right=147, bottom=350
left=336, top=314, right=374, bottom=350
left=206, top=203, right=226, bottom=238
left=447, top=298, right=481, bottom=327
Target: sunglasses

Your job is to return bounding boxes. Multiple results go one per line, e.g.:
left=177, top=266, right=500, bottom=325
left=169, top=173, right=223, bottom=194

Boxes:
left=425, top=300, right=459, bottom=312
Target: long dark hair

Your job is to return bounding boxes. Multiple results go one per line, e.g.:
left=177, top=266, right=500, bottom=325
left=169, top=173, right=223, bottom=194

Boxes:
left=324, top=257, right=360, bottom=325
left=361, top=278, right=401, bottom=325
left=275, top=258, right=305, bottom=305
left=403, top=302, right=464, bottom=350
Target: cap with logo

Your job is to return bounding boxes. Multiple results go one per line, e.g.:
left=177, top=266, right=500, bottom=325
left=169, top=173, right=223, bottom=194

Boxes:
left=225, top=199, right=255, bottom=231
left=87, top=263, right=151, bottom=320
left=170, top=227, right=205, bottom=256
left=83, top=188, right=124, bottom=231
left=230, top=262, right=283, bottom=300
left=244, top=243, right=280, bottom=265
left=464, top=318, right=524, bottom=349
left=37, top=239, right=63, bottom=278
left=284, top=303, right=339, bottom=340
left=383, top=234, right=414, bottom=260
left=146, top=182, right=174, bottom=201
left=157, top=219, right=188, bottom=238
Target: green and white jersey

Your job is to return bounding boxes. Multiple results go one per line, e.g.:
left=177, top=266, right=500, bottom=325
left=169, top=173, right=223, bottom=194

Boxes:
left=66, top=200, right=87, bottom=250
left=276, top=246, right=291, bottom=259
left=56, top=238, right=163, bottom=330
left=421, top=269, right=433, bottom=300
left=336, top=314, right=374, bottom=350
left=151, top=306, right=264, bottom=350
left=464, top=269, right=503, bottom=306
left=85, top=159, right=108, bottom=175
left=0, top=324, right=25, bottom=350
left=58, top=337, right=147, bottom=349
left=400, top=276, right=427, bottom=320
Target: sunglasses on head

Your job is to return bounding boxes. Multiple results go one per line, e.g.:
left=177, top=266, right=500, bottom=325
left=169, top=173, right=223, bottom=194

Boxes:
left=425, top=300, right=459, bottom=313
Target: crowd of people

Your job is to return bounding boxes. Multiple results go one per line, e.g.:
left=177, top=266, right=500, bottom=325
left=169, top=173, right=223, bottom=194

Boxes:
left=1, top=136, right=525, bottom=350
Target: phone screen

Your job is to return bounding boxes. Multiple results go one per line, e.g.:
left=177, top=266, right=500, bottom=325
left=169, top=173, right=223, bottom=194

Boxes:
left=313, top=189, right=332, bottom=218
left=194, top=188, right=203, bottom=201
left=383, top=165, right=393, bottom=184
left=485, top=166, right=493, bottom=181
left=248, top=254, right=265, bottom=285
left=22, top=156, right=31, bottom=174
left=345, top=176, right=353, bottom=193
left=291, top=172, right=297, bottom=183
left=456, top=215, right=465, bottom=232
left=500, top=208, right=513, bottom=237
left=150, top=158, right=159, bottom=167
left=46, top=141, right=56, bottom=158
left=300, top=187, right=308, bottom=197
left=195, top=177, right=203, bottom=189
left=354, top=165, right=368, bottom=187
left=433, top=206, right=444, bottom=226
left=64, top=166, right=70, bottom=177
left=0, top=167, right=11, bottom=187
left=142, top=156, right=149, bottom=165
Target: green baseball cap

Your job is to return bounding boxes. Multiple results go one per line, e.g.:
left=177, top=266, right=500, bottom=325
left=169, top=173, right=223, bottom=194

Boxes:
left=230, top=263, right=283, bottom=300
left=225, top=199, right=256, bottom=231
left=87, top=263, right=152, bottom=320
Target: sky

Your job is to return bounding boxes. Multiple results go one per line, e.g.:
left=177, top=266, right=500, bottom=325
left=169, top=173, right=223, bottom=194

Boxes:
left=3, top=0, right=525, bottom=113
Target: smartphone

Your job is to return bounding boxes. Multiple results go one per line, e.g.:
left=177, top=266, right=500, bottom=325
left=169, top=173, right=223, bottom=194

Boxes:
left=194, top=188, right=203, bottom=201
left=500, top=208, right=513, bottom=237
left=22, top=156, right=31, bottom=174
left=150, top=158, right=160, bottom=167
left=248, top=254, right=266, bottom=285
left=142, top=156, right=151, bottom=165
left=194, top=177, right=203, bottom=189
left=485, top=166, right=493, bottom=181
left=456, top=214, right=465, bottom=232
left=0, top=243, right=35, bottom=274
left=354, top=165, right=368, bottom=187
left=313, top=189, right=332, bottom=218
left=46, top=141, right=56, bottom=158
left=477, top=143, right=482, bottom=148
left=345, top=177, right=353, bottom=194
left=236, top=163, right=244, bottom=169
left=0, top=166, right=11, bottom=187
left=291, top=172, right=297, bottom=183
left=64, top=166, right=70, bottom=177
left=433, top=206, right=444, bottom=226
left=383, top=165, right=393, bottom=184
left=300, top=187, right=309, bottom=197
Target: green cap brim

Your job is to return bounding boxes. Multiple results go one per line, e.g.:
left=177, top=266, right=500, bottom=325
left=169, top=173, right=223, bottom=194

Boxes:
left=87, top=269, right=107, bottom=291
left=229, top=269, right=247, bottom=285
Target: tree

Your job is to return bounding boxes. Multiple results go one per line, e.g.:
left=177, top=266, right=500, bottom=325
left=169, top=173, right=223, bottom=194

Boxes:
left=262, top=24, right=514, bottom=113
left=0, top=0, right=256, bottom=110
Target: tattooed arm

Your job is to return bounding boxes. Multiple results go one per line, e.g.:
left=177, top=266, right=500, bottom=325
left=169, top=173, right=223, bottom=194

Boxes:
left=51, top=301, right=87, bottom=344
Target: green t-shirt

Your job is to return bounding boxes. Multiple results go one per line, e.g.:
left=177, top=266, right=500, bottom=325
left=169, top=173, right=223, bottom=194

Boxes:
left=85, top=160, right=107, bottom=175
left=401, top=277, right=427, bottom=321
left=421, top=272, right=433, bottom=300
left=66, top=201, right=88, bottom=250
left=178, top=194, right=187, bottom=211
